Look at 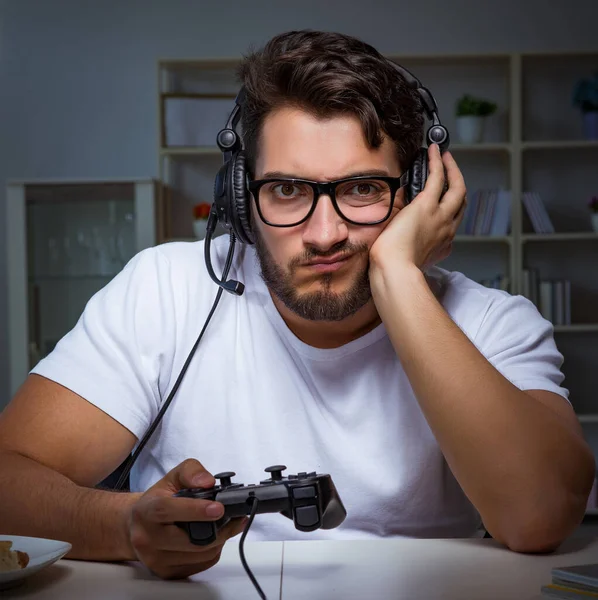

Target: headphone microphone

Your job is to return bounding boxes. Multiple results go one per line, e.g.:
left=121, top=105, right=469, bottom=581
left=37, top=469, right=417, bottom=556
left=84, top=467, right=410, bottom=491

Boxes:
left=203, top=206, right=245, bottom=296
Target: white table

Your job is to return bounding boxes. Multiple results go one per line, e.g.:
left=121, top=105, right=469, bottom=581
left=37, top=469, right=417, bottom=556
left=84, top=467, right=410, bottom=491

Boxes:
left=5, top=537, right=598, bottom=599
left=281, top=536, right=598, bottom=600
left=3, top=541, right=284, bottom=599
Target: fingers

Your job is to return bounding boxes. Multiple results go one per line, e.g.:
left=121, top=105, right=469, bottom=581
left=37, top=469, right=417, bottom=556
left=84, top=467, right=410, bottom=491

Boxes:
left=146, top=545, right=225, bottom=579
left=421, top=143, right=446, bottom=203
left=169, top=458, right=216, bottom=491
left=150, top=543, right=225, bottom=569
left=139, top=494, right=224, bottom=524
left=218, top=517, right=249, bottom=541
left=440, top=151, right=467, bottom=216
left=146, top=517, right=248, bottom=553
left=153, top=553, right=224, bottom=580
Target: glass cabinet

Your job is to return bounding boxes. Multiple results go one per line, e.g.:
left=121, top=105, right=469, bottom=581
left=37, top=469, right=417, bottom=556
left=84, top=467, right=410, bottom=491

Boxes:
left=6, top=179, right=160, bottom=397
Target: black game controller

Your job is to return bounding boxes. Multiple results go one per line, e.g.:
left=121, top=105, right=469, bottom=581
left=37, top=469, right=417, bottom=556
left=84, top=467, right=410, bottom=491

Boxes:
left=174, top=465, right=346, bottom=546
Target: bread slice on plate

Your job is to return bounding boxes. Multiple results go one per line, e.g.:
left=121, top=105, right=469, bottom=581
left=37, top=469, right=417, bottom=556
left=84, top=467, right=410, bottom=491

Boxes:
left=0, top=541, right=30, bottom=572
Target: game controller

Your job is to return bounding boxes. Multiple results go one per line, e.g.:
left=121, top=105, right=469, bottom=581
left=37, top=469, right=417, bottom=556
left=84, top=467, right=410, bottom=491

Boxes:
left=174, top=465, right=346, bottom=546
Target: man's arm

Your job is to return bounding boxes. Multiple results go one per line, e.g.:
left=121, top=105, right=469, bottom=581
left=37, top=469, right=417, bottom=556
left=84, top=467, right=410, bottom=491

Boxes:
left=370, top=263, right=594, bottom=552
left=0, top=374, right=141, bottom=560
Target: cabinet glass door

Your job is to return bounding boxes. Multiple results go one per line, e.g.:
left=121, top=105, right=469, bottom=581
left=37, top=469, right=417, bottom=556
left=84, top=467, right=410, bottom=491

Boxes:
left=26, top=182, right=138, bottom=367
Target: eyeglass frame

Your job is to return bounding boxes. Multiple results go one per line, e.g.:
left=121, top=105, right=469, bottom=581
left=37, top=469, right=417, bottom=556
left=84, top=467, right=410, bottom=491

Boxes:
left=246, top=172, right=410, bottom=228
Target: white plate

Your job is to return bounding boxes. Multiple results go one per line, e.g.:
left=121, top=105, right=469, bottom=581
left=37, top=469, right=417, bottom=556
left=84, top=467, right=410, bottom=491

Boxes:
left=0, top=535, right=72, bottom=590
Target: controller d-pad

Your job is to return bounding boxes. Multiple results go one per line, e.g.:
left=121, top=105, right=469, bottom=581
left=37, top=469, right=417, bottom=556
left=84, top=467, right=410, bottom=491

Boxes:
left=294, top=505, right=320, bottom=528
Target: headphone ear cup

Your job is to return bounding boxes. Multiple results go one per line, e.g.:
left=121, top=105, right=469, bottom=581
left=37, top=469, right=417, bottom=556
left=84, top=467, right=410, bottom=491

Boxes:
left=229, top=151, right=254, bottom=244
left=406, top=148, right=429, bottom=204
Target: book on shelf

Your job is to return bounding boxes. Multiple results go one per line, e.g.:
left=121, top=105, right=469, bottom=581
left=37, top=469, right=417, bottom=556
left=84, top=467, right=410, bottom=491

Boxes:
left=521, top=269, right=571, bottom=325
left=458, top=188, right=511, bottom=236
left=522, top=191, right=555, bottom=234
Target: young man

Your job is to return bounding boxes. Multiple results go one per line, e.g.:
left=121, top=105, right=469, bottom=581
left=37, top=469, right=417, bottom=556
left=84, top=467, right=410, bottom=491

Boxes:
left=0, top=30, right=594, bottom=580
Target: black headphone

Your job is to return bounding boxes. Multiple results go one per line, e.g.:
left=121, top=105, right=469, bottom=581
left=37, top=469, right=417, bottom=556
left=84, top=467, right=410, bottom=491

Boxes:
left=211, top=59, right=449, bottom=250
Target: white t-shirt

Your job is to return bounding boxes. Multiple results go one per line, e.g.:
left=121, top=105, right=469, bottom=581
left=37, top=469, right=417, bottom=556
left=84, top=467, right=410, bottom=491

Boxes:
left=31, top=235, right=569, bottom=542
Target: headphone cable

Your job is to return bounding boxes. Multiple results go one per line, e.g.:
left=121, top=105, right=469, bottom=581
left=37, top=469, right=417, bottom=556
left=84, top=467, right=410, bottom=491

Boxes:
left=114, top=230, right=237, bottom=491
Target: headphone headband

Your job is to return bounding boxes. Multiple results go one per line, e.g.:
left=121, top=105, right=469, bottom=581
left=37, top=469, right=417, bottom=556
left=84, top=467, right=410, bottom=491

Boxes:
left=211, top=55, right=450, bottom=255
left=217, top=58, right=448, bottom=160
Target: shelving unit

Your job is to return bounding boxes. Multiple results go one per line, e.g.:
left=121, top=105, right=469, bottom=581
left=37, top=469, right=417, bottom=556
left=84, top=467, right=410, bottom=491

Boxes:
left=157, top=51, right=598, bottom=511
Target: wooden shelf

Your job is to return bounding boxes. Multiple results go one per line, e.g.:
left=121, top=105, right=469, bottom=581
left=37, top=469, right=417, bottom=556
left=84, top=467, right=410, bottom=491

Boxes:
left=454, top=235, right=512, bottom=243
left=577, top=414, right=598, bottom=424
left=553, top=324, right=598, bottom=334
left=521, top=232, right=598, bottom=242
left=450, top=143, right=512, bottom=152
left=161, top=147, right=221, bottom=157
left=521, top=140, right=598, bottom=150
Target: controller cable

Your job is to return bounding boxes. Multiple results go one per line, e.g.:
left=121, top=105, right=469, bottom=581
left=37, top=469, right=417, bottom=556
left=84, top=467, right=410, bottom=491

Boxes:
left=239, top=497, right=267, bottom=599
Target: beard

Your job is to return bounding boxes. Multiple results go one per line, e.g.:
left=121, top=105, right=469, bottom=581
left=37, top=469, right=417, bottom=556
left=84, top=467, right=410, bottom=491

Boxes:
left=253, top=232, right=372, bottom=322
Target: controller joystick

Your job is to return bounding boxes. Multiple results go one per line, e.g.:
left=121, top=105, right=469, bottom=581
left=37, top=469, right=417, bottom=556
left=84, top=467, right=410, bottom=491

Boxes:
left=174, top=467, right=346, bottom=546
left=214, top=471, right=236, bottom=487
left=264, top=465, right=286, bottom=481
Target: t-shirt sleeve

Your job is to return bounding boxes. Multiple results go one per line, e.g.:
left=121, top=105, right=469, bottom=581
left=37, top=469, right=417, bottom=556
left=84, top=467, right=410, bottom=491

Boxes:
left=473, top=293, right=570, bottom=402
left=30, top=247, right=176, bottom=439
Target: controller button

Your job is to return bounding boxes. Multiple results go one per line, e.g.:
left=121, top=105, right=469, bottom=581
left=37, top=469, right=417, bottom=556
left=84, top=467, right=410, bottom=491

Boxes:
left=294, top=505, right=320, bottom=528
left=292, top=486, right=316, bottom=499
left=297, top=472, right=308, bottom=478
left=188, top=521, right=216, bottom=544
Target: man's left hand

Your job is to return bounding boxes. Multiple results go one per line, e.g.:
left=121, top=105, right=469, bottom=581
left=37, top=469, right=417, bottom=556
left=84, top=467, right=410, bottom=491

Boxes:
left=369, top=143, right=467, bottom=274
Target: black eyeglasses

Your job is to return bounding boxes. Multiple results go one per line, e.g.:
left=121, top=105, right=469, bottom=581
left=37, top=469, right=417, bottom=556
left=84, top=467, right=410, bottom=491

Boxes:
left=247, top=173, right=409, bottom=227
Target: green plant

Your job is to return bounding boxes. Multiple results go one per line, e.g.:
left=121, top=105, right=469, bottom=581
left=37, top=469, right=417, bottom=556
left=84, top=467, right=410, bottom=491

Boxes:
left=573, top=72, right=598, bottom=113
left=456, top=94, right=497, bottom=117
left=455, top=94, right=497, bottom=117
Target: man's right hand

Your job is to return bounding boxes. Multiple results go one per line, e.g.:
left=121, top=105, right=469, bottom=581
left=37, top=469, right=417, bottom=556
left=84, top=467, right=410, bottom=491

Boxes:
left=127, top=458, right=247, bottom=580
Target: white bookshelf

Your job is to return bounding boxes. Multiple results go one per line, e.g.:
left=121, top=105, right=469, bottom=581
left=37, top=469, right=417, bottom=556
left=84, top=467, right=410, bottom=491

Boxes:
left=156, top=51, right=598, bottom=457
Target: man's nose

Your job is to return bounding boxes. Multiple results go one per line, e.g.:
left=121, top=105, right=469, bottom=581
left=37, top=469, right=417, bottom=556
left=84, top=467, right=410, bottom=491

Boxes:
left=301, top=193, right=349, bottom=252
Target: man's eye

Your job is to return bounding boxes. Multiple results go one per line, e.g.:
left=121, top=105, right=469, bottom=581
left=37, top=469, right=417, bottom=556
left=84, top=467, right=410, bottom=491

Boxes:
left=272, top=183, right=299, bottom=197
left=352, top=183, right=375, bottom=195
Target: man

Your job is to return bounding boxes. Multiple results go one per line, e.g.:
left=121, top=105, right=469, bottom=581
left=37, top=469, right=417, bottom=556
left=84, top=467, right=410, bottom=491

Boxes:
left=0, top=30, right=594, bottom=581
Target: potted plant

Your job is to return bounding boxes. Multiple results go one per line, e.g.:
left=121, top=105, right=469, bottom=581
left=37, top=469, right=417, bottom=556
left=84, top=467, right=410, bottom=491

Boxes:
left=573, top=72, right=598, bottom=140
left=455, top=94, right=497, bottom=144
left=192, top=202, right=211, bottom=239
left=589, top=196, right=598, bottom=233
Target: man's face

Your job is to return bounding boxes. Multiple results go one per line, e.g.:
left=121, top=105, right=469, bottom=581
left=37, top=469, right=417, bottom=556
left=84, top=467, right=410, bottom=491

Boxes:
left=251, top=106, right=403, bottom=321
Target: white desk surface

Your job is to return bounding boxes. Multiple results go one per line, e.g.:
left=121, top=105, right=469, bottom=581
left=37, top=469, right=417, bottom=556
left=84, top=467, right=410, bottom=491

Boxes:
left=281, top=536, right=598, bottom=600
left=4, top=537, right=598, bottom=600
left=2, top=541, right=283, bottom=599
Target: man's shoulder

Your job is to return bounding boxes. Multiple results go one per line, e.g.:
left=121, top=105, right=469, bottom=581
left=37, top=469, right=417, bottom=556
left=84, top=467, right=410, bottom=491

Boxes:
left=143, top=235, right=253, bottom=287
left=427, top=266, right=524, bottom=338
left=427, top=266, right=511, bottom=306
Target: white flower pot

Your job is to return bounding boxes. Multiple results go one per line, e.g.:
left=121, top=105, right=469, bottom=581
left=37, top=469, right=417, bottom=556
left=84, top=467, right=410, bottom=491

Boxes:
left=591, top=212, right=598, bottom=233
left=193, top=219, right=209, bottom=240
left=455, top=116, right=485, bottom=144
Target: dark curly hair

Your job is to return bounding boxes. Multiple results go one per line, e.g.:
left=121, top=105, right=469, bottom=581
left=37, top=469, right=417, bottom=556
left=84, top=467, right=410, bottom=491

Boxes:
left=237, top=30, right=425, bottom=175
